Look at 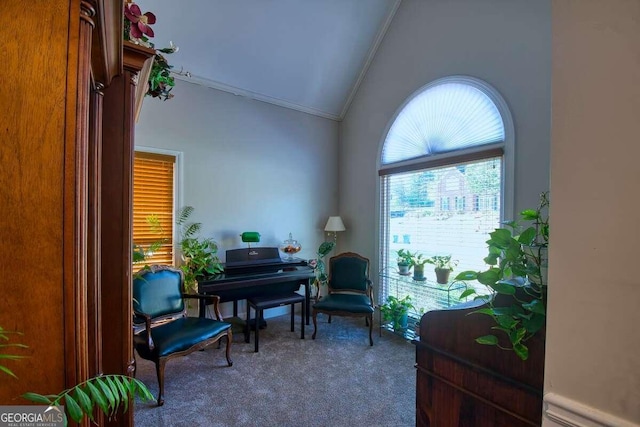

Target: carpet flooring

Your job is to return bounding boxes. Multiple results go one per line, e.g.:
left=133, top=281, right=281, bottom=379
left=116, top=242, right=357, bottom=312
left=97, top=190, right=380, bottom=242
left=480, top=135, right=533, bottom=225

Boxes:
left=134, top=314, right=416, bottom=427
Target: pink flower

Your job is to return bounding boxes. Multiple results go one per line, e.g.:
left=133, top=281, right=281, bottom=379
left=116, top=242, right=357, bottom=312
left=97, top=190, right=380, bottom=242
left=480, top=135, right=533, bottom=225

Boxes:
left=308, top=259, right=318, bottom=269
left=125, top=3, right=156, bottom=39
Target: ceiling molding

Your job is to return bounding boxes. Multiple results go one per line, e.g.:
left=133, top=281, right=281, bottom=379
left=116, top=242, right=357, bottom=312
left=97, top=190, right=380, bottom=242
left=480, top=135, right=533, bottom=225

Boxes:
left=339, top=0, right=403, bottom=120
left=172, top=73, right=341, bottom=121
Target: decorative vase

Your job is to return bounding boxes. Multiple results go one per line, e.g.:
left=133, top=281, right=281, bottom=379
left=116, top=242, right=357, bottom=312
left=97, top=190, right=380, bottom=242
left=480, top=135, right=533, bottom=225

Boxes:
left=435, top=268, right=451, bottom=284
left=413, top=264, right=426, bottom=281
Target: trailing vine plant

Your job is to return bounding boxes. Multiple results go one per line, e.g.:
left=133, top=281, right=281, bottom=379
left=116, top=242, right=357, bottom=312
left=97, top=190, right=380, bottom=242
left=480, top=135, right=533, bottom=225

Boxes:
left=455, top=192, right=549, bottom=361
left=124, top=1, right=178, bottom=101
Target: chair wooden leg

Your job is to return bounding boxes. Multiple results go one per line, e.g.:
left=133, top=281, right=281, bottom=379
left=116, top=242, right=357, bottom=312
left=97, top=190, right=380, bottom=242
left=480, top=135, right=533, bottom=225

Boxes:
left=368, top=314, right=373, bottom=346
left=312, top=310, right=318, bottom=340
left=290, top=303, right=294, bottom=332
left=156, top=359, right=166, bottom=406
left=254, top=309, right=260, bottom=352
left=300, top=301, right=305, bottom=339
left=225, top=331, right=233, bottom=366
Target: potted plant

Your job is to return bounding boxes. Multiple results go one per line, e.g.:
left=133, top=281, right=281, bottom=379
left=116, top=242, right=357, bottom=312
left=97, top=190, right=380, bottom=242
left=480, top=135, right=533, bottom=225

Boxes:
left=309, top=241, right=336, bottom=298
left=455, top=192, right=549, bottom=361
left=380, top=295, right=415, bottom=332
left=410, top=253, right=429, bottom=281
left=426, top=255, right=458, bottom=284
left=176, top=206, right=224, bottom=294
left=395, top=249, right=414, bottom=276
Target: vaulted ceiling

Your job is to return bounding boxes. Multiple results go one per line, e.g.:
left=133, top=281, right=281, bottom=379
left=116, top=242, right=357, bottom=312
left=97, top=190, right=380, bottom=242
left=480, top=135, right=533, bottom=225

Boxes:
left=143, top=0, right=401, bottom=120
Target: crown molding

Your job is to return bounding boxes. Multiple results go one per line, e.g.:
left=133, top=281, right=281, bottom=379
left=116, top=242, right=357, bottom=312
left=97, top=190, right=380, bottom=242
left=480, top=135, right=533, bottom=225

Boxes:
left=339, top=0, right=402, bottom=120
left=172, top=73, right=341, bottom=121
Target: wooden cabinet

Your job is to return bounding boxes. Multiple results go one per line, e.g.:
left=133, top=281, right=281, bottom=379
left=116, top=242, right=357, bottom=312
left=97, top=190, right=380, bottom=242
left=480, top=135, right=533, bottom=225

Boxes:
left=414, top=300, right=544, bottom=426
left=0, top=2, right=152, bottom=426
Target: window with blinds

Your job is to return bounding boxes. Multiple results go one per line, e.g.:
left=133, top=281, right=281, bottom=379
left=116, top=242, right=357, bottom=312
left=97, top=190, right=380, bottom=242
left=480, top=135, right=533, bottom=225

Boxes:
left=379, top=76, right=512, bottom=315
left=133, top=151, right=175, bottom=268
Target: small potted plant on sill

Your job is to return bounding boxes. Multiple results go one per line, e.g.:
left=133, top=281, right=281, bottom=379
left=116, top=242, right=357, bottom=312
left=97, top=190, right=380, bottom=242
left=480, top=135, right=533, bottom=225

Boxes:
left=426, top=255, right=458, bottom=284
left=410, top=253, right=429, bottom=281
left=380, top=295, right=415, bottom=332
left=396, top=249, right=414, bottom=276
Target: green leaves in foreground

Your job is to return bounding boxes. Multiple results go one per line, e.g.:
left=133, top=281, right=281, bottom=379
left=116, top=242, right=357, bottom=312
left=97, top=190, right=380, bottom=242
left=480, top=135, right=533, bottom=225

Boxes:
left=0, top=327, right=28, bottom=379
left=23, top=375, right=153, bottom=425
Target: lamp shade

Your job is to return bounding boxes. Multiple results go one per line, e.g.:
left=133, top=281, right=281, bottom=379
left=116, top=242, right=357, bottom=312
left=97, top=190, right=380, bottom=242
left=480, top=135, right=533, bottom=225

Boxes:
left=324, top=216, right=346, bottom=232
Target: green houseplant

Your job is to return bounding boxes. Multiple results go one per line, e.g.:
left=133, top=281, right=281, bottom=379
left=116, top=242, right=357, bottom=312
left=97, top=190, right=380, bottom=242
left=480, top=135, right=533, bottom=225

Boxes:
left=410, top=253, right=429, bottom=281
left=1, top=326, right=152, bottom=425
left=176, top=206, right=224, bottom=294
left=309, top=241, right=336, bottom=298
left=455, top=192, right=549, bottom=361
left=426, top=255, right=458, bottom=284
left=395, top=249, right=414, bottom=276
left=380, top=295, right=415, bottom=332
left=124, top=1, right=178, bottom=101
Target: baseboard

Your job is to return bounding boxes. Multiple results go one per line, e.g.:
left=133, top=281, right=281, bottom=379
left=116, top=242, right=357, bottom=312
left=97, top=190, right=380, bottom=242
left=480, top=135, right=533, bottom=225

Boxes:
left=543, top=393, right=639, bottom=427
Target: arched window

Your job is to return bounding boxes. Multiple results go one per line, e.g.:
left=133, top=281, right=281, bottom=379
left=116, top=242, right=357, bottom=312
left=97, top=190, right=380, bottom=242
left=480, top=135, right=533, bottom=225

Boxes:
left=378, top=76, right=514, bottom=319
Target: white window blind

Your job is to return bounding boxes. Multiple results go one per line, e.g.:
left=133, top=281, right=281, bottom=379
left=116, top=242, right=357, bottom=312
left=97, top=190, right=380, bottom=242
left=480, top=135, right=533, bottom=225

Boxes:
left=378, top=77, right=510, bottom=315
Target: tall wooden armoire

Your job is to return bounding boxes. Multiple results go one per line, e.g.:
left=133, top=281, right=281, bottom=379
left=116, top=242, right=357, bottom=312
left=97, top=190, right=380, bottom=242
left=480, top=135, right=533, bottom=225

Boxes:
left=0, top=2, right=153, bottom=426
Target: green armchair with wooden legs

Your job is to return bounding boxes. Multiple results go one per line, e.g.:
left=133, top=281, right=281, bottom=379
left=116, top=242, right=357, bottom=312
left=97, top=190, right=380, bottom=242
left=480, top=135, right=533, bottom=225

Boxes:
left=311, top=252, right=375, bottom=345
left=132, top=265, right=233, bottom=406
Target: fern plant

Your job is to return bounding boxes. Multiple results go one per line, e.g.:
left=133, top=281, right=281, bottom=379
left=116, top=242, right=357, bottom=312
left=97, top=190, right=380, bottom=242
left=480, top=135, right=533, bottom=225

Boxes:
left=176, top=206, right=224, bottom=293
left=1, top=326, right=153, bottom=425
left=0, top=327, right=27, bottom=378
left=23, top=375, right=153, bottom=425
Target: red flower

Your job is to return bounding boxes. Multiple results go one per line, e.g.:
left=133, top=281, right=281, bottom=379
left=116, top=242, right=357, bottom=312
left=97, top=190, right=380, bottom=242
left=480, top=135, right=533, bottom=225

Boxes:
left=125, top=3, right=156, bottom=39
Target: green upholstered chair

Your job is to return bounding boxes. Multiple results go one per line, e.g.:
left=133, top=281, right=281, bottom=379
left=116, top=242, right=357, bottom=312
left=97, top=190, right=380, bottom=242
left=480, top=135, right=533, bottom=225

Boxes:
left=312, top=252, right=375, bottom=346
left=133, top=265, right=233, bottom=406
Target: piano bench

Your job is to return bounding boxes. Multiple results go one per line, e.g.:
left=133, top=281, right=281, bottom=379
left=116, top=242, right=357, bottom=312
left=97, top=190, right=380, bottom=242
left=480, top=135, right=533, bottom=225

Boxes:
left=246, top=293, right=305, bottom=352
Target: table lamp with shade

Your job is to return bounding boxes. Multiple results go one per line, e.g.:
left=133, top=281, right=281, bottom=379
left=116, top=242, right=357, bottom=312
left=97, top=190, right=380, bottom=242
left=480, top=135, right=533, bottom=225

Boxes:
left=324, top=216, right=346, bottom=245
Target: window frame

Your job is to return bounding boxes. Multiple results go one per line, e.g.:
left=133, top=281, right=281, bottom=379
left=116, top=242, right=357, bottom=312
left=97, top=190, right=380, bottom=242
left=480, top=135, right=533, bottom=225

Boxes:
left=376, top=75, right=515, bottom=289
left=133, top=146, right=183, bottom=266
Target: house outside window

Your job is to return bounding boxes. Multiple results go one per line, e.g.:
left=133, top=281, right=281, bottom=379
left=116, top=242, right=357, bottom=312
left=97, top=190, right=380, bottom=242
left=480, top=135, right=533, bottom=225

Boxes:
left=378, top=76, right=514, bottom=315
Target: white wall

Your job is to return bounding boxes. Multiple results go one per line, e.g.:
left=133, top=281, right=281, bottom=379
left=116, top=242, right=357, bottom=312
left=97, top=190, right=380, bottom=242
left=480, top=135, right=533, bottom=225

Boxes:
left=135, top=80, right=339, bottom=262
left=545, top=1, right=640, bottom=425
left=340, top=0, right=552, bottom=269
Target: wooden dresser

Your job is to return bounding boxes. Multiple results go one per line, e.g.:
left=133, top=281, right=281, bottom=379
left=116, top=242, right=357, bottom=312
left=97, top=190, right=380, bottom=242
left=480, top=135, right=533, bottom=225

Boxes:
left=414, top=300, right=545, bottom=426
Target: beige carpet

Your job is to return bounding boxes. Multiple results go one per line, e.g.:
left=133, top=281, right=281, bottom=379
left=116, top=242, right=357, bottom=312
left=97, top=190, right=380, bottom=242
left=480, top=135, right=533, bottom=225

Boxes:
left=134, top=314, right=416, bottom=427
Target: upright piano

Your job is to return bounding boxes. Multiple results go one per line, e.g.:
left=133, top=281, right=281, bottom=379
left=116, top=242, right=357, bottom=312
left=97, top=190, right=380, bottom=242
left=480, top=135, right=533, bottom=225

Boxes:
left=197, top=247, right=315, bottom=324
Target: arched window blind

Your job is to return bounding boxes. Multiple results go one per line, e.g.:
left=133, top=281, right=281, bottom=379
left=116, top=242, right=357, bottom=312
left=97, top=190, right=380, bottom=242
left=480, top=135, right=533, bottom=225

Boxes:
left=381, top=81, right=505, bottom=165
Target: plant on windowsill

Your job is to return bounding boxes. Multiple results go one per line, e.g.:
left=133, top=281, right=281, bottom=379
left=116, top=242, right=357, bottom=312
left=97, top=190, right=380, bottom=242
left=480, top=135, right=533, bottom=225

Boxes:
left=176, top=206, right=224, bottom=294
left=395, top=249, right=414, bottom=276
left=124, top=1, right=178, bottom=101
left=380, top=295, right=415, bottom=332
left=454, top=192, right=549, bottom=361
left=1, top=326, right=153, bottom=424
left=410, top=253, right=430, bottom=281
left=425, top=255, right=459, bottom=284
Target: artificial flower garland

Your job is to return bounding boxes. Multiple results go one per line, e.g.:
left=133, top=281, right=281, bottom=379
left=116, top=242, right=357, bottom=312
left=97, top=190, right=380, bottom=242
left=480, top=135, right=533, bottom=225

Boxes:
left=124, top=1, right=177, bottom=101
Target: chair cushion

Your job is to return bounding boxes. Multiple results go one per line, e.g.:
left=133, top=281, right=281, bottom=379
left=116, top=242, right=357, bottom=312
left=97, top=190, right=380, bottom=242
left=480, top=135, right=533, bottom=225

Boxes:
left=134, top=317, right=231, bottom=359
left=313, top=294, right=374, bottom=314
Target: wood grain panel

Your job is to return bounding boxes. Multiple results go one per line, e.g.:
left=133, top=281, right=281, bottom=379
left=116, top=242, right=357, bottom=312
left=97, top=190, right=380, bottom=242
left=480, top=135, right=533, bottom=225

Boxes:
left=0, top=0, right=72, bottom=402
